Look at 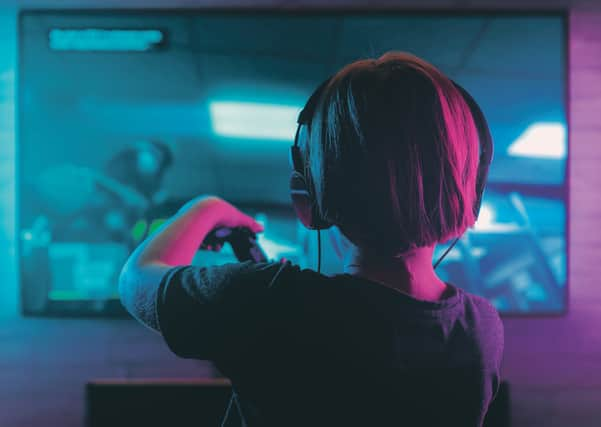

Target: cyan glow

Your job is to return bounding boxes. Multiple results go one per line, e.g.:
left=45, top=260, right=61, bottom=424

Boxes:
left=476, top=203, right=495, bottom=227
left=473, top=202, right=520, bottom=233
left=508, top=122, right=566, bottom=159
left=253, top=213, right=300, bottom=259
left=49, top=29, right=164, bottom=51
left=257, top=234, right=300, bottom=260
left=209, top=101, right=300, bottom=140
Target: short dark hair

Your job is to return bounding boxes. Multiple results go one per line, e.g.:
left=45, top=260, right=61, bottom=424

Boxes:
left=303, top=52, right=480, bottom=256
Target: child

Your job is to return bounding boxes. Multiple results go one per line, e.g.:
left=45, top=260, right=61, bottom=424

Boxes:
left=120, top=52, right=504, bottom=427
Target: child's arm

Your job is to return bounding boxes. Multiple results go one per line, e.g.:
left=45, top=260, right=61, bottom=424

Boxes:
left=118, top=195, right=263, bottom=330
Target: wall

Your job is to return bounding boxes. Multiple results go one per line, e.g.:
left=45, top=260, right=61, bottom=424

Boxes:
left=501, top=10, right=601, bottom=427
left=1, top=2, right=601, bottom=427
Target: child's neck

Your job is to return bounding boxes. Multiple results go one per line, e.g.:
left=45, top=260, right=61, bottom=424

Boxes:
left=343, top=246, right=449, bottom=302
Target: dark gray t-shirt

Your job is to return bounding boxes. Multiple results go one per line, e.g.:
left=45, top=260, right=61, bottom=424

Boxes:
left=156, top=261, right=504, bottom=427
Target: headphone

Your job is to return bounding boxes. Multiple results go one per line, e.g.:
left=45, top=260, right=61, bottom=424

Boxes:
left=289, top=76, right=493, bottom=270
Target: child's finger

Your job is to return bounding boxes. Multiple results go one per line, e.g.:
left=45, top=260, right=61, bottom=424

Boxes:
left=242, top=214, right=264, bottom=233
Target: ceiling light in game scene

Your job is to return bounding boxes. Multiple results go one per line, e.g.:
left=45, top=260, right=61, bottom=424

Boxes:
left=507, top=122, right=566, bottom=159
left=473, top=202, right=520, bottom=233
left=49, top=29, right=165, bottom=51
left=209, top=101, right=301, bottom=141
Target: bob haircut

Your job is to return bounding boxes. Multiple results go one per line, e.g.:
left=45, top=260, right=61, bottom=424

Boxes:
left=303, top=52, right=480, bottom=256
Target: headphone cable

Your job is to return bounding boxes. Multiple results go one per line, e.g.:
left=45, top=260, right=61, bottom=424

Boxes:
left=433, top=237, right=460, bottom=270
left=317, top=229, right=322, bottom=273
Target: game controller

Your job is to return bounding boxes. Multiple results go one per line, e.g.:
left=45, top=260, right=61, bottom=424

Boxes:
left=201, top=227, right=268, bottom=263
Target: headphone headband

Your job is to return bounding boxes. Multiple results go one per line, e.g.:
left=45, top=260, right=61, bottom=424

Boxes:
left=452, top=82, right=494, bottom=217
left=296, top=77, right=333, bottom=128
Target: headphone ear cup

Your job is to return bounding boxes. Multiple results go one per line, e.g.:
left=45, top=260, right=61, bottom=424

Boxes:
left=290, top=171, right=315, bottom=229
left=451, top=80, right=493, bottom=223
left=289, top=127, right=333, bottom=231
left=290, top=171, right=333, bottom=230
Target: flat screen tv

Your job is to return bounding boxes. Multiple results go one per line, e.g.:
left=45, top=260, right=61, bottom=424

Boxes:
left=18, top=9, right=567, bottom=316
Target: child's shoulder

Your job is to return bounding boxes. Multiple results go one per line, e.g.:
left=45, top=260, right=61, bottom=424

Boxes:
left=460, top=290, right=504, bottom=359
left=461, top=289, right=501, bottom=319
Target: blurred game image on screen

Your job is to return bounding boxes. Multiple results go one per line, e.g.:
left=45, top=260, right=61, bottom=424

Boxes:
left=19, top=11, right=566, bottom=315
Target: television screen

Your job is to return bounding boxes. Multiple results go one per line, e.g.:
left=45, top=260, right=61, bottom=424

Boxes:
left=18, top=10, right=567, bottom=316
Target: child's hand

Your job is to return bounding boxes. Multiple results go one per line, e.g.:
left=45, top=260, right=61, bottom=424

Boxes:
left=184, top=196, right=264, bottom=234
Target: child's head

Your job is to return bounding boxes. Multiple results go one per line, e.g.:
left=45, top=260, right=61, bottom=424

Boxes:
left=300, top=52, right=480, bottom=257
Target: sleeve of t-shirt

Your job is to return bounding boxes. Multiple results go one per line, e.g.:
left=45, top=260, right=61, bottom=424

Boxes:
left=474, top=296, right=505, bottom=413
left=156, top=260, right=297, bottom=361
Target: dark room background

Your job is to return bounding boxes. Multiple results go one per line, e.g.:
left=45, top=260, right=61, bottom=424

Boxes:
left=0, top=1, right=600, bottom=426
